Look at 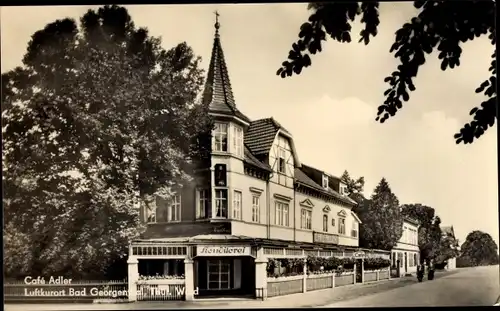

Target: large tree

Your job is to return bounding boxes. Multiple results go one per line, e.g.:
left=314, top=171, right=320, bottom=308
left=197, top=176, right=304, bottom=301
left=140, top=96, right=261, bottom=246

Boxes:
left=400, top=203, right=442, bottom=263
left=357, top=178, right=403, bottom=250
left=276, top=1, right=496, bottom=145
left=458, top=230, right=499, bottom=266
left=2, top=5, right=211, bottom=279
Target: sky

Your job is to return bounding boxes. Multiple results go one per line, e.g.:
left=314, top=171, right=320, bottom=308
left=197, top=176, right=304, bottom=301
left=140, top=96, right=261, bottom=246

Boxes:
left=1, top=3, right=498, bottom=247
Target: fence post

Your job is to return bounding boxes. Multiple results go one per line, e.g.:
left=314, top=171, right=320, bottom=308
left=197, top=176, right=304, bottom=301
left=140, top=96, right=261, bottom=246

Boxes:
left=353, top=263, right=357, bottom=284
left=127, top=257, right=139, bottom=302
left=184, top=259, right=195, bottom=301
left=255, top=254, right=268, bottom=300
left=331, top=273, right=335, bottom=288
left=302, top=258, right=307, bottom=293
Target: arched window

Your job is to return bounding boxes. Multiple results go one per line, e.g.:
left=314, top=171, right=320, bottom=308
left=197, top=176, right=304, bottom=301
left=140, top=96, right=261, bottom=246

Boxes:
left=322, top=214, right=328, bottom=232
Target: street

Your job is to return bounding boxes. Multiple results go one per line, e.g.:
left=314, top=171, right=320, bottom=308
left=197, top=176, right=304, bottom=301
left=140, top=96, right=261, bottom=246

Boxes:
left=5, top=266, right=499, bottom=310
left=324, top=265, right=500, bottom=307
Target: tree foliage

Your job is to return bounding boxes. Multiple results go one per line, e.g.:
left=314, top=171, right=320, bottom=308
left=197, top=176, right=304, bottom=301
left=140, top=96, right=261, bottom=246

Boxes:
left=435, top=232, right=460, bottom=264
left=400, top=203, right=442, bottom=263
left=2, top=5, right=211, bottom=279
left=458, top=230, right=499, bottom=266
left=277, top=1, right=496, bottom=145
left=340, top=170, right=365, bottom=195
left=357, top=178, right=403, bottom=250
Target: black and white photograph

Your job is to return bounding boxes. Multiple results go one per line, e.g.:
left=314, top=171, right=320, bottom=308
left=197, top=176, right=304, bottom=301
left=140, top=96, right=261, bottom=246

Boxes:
left=2, top=2, right=498, bottom=310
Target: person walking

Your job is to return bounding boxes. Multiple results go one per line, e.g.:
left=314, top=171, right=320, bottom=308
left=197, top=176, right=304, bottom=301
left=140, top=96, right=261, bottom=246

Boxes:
left=428, top=259, right=435, bottom=280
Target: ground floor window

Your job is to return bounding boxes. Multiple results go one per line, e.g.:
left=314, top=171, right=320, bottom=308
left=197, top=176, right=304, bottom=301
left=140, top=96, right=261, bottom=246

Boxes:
left=138, top=259, right=185, bottom=279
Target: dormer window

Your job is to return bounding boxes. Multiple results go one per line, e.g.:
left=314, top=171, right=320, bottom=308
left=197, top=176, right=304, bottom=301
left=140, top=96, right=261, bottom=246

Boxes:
left=340, top=185, right=347, bottom=195
left=322, top=174, right=329, bottom=189
left=213, top=123, right=228, bottom=152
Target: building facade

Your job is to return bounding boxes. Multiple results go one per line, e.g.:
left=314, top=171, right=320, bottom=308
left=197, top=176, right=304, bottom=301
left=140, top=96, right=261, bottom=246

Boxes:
left=391, top=218, right=420, bottom=276
left=440, top=225, right=458, bottom=270
left=127, top=20, right=370, bottom=301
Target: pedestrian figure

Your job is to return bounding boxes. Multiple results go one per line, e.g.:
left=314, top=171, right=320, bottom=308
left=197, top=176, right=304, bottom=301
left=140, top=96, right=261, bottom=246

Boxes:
left=416, top=265, right=424, bottom=282
left=428, top=260, right=435, bottom=280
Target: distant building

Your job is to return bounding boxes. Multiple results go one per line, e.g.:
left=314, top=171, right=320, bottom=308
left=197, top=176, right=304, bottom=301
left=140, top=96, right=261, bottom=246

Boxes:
left=126, top=19, right=379, bottom=301
left=440, top=225, right=458, bottom=270
left=391, top=218, right=420, bottom=276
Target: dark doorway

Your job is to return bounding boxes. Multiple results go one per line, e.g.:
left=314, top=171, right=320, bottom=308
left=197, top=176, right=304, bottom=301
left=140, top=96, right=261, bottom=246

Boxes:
left=195, top=257, right=255, bottom=298
left=355, top=259, right=363, bottom=283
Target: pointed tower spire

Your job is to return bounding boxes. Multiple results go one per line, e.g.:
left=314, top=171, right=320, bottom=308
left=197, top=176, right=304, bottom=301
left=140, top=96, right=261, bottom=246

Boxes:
left=202, top=11, right=240, bottom=116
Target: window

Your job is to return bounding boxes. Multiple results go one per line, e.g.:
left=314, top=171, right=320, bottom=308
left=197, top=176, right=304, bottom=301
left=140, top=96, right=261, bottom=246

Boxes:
left=275, top=201, right=289, bottom=226
left=214, top=189, right=228, bottom=218
left=196, top=189, right=209, bottom=219
left=300, top=208, right=312, bottom=230
left=338, top=218, right=346, bottom=235
left=278, top=148, right=286, bottom=174
left=213, top=123, right=228, bottom=152
left=322, top=175, right=329, bottom=189
left=208, top=259, right=231, bottom=290
left=252, top=196, right=260, bottom=223
left=233, top=126, right=243, bottom=157
left=414, top=253, right=418, bottom=265
left=168, top=195, right=181, bottom=222
left=323, top=214, right=328, bottom=232
left=145, top=199, right=156, bottom=223
left=351, top=220, right=358, bottom=238
left=233, top=190, right=242, bottom=220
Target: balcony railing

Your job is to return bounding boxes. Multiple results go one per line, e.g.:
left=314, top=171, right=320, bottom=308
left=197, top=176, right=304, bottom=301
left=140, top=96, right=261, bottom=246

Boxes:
left=313, top=231, right=339, bottom=245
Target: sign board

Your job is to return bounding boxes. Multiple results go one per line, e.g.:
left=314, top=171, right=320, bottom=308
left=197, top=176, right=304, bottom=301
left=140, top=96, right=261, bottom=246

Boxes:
left=353, top=251, right=366, bottom=258
left=211, top=222, right=231, bottom=234
left=197, top=245, right=251, bottom=257
left=313, top=232, right=339, bottom=245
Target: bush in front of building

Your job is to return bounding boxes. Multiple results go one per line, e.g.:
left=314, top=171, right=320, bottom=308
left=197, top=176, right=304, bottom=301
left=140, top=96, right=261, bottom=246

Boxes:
left=306, top=256, right=355, bottom=275
left=363, top=258, right=391, bottom=271
left=266, top=258, right=304, bottom=278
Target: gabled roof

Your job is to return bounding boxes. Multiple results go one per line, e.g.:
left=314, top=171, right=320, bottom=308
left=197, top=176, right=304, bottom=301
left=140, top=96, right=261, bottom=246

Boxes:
left=403, top=217, right=420, bottom=226
left=294, top=167, right=356, bottom=207
left=440, top=225, right=455, bottom=237
left=202, top=22, right=250, bottom=123
left=299, top=164, right=357, bottom=206
left=245, top=118, right=284, bottom=155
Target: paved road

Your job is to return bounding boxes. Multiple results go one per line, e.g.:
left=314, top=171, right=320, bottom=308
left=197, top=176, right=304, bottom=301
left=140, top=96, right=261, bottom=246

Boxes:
left=324, top=265, right=500, bottom=307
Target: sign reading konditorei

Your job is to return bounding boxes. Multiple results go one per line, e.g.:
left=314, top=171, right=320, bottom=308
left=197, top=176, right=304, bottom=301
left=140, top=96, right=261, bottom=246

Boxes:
left=197, top=245, right=250, bottom=256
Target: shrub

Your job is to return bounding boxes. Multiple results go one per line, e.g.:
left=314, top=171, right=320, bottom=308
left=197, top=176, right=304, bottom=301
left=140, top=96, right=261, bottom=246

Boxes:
left=267, top=258, right=304, bottom=278
left=363, top=258, right=390, bottom=270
